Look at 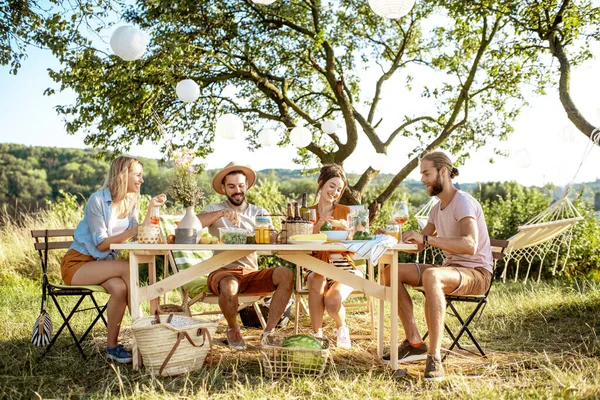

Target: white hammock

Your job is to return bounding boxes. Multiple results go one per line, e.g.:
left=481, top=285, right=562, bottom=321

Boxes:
left=501, top=195, right=583, bottom=283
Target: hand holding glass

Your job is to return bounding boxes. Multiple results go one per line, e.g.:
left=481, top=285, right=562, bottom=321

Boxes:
left=392, top=201, right=409, bottom=243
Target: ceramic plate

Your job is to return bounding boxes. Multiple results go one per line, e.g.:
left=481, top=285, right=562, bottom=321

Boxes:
left=288, top=240, right=327, bottom=245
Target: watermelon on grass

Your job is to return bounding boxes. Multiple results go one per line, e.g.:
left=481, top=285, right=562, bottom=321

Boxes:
left=282, top=334, right=324, bottom=373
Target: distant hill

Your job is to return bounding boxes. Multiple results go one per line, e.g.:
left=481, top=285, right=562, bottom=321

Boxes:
left=1, top=144, right=598, bottom=212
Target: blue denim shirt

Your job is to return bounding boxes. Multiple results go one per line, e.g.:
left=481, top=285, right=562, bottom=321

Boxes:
left=70, top=188, right=138, bottom=260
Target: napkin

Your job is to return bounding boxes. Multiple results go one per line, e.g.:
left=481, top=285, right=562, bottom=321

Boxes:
left=340, top=234, right=398, bottom=264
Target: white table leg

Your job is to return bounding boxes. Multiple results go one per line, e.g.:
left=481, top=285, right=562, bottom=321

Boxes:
left=129, top=251, right=142, bottom=371
left=390, top=251, right=399, bottom=369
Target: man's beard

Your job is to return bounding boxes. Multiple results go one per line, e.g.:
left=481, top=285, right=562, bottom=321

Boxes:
left=227, top=192, right=246, bottom=206
left=427, top=174, right=443, bottom=197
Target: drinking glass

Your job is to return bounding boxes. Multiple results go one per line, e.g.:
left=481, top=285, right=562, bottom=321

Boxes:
left=309, top=209, right=317, bottom=224
left=392, top=200, right=409, bottom=243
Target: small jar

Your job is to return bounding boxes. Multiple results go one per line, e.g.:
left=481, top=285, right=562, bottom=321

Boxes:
left=255, top=215, right=271, bottom=244
left=386, top=221, right=401, bottom=243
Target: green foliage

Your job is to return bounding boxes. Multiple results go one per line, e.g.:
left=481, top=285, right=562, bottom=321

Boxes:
left=44, top=190, right=84, bottom=226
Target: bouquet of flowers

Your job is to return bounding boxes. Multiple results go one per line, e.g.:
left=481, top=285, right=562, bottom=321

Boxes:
left=168, top=148, right=204, bottom=207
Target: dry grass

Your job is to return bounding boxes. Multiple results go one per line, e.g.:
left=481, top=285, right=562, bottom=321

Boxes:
left=1, top=207, right=600, bottom=398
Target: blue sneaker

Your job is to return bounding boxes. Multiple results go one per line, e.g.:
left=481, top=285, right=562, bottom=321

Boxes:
left=106, top=344, right=132, bottom=363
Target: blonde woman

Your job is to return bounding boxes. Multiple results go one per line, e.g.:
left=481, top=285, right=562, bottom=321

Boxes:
left=60, top=155, right=166, bottom=363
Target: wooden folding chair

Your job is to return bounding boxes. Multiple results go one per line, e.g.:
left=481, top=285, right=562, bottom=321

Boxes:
left=419, top=239, right=509, bottom=360
left=31, top=229, right=108, bottom=360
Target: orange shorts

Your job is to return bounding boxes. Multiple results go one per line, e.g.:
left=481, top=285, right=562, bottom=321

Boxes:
left=207, top=267, right=276, bottom=295
left=61, top=249, right=95, bottom=285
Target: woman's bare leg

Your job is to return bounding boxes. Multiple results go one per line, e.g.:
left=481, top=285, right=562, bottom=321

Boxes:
left=71, top=260, right=130, bottom=347
left=306, top=272, right=327, bottom=332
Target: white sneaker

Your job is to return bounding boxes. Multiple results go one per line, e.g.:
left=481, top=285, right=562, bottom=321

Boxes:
left=312, top=329, right=323, bottom=339
left=336, top=325, right=351, bottom=349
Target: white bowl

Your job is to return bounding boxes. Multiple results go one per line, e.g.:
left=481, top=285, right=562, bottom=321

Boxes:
left=322, top=230, right=349, bottom=241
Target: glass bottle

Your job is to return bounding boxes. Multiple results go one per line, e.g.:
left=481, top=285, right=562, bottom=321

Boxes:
left=294, top=202, right=302, bottom=221
left=300, top=193, right=309, bottom=221
left=286, top=202, right=293, bottom=221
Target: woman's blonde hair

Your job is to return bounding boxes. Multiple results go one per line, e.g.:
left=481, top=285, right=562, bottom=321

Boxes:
left=421, top=151, right=459, bottom=179
left=101, top=155, right=143, bottom=216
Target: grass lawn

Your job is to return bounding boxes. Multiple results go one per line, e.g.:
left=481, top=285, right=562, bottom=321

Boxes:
left=2, top=271, right=600, bottom=399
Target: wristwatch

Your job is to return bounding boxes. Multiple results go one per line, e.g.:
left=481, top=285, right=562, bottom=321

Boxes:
left=423, top=235, right=428, bottom=246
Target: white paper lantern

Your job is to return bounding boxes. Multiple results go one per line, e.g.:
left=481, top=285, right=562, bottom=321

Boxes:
left=110, top=26, right=148, bottom=61
left=370, top=152, right=389, bottom=171
left=558, top=125, right=576, bottom=143
left=368, top=0, right=416, bottom=19
left=176, top=79, right=200, bottom=103
left=321, top=120, right=338, bottom=134
left=290, top=126, right=312, bottom=148
left=258, top=129, right=278, bottom=147
left=252, top=0, right=277, bottom=4
left=216, top=114, right=244, bottom=140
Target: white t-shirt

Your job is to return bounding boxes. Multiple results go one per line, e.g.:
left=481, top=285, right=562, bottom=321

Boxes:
left=200, top=201, right=268, bottom=269
left=427, top=190, right=493, bottom=272
left=110, top=216, right=130, bottom=236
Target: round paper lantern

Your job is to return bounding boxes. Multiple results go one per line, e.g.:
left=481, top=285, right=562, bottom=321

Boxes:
left=252, top=0, right=277, bottom=4
left=511, top=148, right=532, bottom=168
left=558, top=125, right=575, bottom=143
left=369, top=152, right=389, bottom=171
left=216, top=114, right=244, bottom=140
left=321, top=120, right=338, bottom=134
left=258, top=129, right=278, bottom=147
left=176, top=79, right=200, bottom=103
left=110, top=26, right=148, bottom=61
left=368, top=0, right=416, bottom=19
left=290, top=126, right=312, bottom=148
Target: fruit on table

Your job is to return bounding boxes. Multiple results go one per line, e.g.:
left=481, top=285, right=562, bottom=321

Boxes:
left=353, top=231, right=373, bottom=240
left=282, top=334, right=324, bottom=373
left=199, top=232, right=218, bottom=244
left=320, top=221, right=333, bottom=231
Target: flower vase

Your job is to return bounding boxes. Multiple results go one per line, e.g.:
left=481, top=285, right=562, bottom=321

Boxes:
left=175, top=206, right=202, bottom=244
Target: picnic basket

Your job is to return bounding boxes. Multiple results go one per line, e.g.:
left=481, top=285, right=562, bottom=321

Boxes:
left=280, top=221, right=313, bottom=243
left=260, top=334, right=331, bottom=378
left=132, top=313, right=217, bottom=377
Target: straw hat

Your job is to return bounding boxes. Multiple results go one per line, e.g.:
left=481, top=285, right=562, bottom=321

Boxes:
left=211, top=162, right=257, bottom=195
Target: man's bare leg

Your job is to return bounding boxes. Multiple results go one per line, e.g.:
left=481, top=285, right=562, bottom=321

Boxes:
left=218, top=276, right=240, bottom=328
left=382, top=263, right=423, bottom=344
left=264, top=267, right=294, bottom=332
left=421, top=267, right=461, bottom=358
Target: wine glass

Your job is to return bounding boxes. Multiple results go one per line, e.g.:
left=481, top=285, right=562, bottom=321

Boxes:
left=309, top=209, right=317, bottom=225
left=392, top=200, right=409, bottom=243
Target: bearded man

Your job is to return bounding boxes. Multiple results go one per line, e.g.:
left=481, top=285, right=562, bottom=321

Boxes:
left=382, top=152, right=493, bottom=380
left=198, top=162, right=293, bottom=350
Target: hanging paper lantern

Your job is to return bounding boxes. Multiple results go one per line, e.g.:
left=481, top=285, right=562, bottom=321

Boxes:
left=290, top=126, right=312, bottom=148
left=216, top=114, right=244, bottom=140
left=321, top=120, right=338, bottom=134
left=110, top=26, right=148, bottom=61
left=368, top=0, right=416, bottom=19
left=258, top=129, right=278, bottom=147
left=369, top=152, right=389, bottom=171
left=175, top=79, right=200, bottom=103
left=557, top=125, right=576, bottom=143
left=251, top=0, right=277, bottom=4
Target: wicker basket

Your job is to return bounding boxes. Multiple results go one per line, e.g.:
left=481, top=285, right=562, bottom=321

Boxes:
left=260, top=334, right=330, bottom=378
left=280, top=221, right=313, bottom=244
left=132, top=314, right=217, bottom=377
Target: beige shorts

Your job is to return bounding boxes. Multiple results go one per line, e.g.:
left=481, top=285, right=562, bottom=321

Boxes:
left=414, top=264, right=492, bottom=296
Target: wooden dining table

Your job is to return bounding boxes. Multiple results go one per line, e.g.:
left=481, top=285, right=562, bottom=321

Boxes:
left=110, top=241, right=417, bottom=370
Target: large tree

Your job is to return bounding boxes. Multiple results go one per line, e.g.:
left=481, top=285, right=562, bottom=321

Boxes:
left=11, top=0, right=600, bottom=218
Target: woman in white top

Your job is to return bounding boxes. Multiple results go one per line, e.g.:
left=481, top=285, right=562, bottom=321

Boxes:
left=61, top=155, right=166, bottom=363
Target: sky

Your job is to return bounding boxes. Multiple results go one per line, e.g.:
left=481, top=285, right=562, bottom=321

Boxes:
left=1, top=28, right=599, bottom=189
